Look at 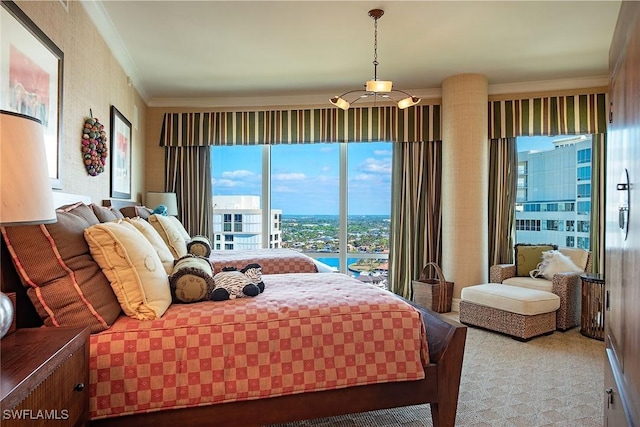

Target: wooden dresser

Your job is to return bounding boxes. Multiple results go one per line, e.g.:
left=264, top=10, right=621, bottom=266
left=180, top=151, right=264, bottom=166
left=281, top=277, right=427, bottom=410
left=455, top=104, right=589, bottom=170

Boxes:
left=1, top=327, right=90, bottom=427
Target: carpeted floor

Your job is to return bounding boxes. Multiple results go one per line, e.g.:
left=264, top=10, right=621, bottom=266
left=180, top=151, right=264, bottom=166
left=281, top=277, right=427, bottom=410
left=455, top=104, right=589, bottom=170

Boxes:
left=268, top=315, right=605, bottom=427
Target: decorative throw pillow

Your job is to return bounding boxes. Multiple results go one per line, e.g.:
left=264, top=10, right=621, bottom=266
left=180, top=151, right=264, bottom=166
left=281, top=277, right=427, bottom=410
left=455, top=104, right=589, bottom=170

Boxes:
left=514, top=243, right=557, bottom=277
left=531, top=250, right=583, bottom=280
left=187, top=235, right=211, bottom=258
left=168, top=216, right=190, bottom=242
left=148, top=214, right=188, bottom=259
left=1, top=202, right=122, bottom=333
left=124, top=217, right=175, bottom=275
left=84, top=221, right=171, bottom=320
left=90, top=203, right=124, bottom=222
left=119, top=205, right=153, bottom=220
left=169, top=254, right=215, bottom=303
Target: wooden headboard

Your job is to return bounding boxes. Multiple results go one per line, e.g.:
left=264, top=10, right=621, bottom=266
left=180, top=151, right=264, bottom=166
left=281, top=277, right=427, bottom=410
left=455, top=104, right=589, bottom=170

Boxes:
left=102, top=199, right=140, bottom=210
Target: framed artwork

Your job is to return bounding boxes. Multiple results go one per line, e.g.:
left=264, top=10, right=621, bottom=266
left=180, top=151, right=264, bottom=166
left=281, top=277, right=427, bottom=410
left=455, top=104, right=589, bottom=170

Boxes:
left=110, top=106, right=132, bottom=199
left=1, top=1, right=63, bottom=188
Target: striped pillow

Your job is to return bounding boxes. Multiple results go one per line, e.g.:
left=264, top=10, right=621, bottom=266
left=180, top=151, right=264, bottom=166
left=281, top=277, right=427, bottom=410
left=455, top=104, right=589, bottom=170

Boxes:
left=1, top=202, right=122, bottom=333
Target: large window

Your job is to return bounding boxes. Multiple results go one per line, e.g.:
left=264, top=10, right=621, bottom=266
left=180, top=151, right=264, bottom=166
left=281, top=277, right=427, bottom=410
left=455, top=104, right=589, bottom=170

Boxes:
left=211, top=142, right=392, bottom=281
left=515, top=135, right=592, bottom=249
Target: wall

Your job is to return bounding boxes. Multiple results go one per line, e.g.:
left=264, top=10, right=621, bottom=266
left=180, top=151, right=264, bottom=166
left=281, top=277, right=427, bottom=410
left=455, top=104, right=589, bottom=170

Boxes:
left=13, top=1, right=147, bottom=204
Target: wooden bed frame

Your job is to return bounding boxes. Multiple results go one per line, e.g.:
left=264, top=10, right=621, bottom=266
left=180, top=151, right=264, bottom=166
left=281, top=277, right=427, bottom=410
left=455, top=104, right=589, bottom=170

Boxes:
left=2, top=197, right=467, bottom=427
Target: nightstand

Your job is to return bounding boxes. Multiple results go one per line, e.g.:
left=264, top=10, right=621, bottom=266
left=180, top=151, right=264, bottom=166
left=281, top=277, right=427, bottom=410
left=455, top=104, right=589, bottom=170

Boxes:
left=1, top=327, right=90, bottom=427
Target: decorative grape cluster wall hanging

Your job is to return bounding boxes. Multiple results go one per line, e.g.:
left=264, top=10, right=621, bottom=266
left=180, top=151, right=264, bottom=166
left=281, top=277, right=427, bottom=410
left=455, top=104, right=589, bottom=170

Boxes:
left=81, top=111, right=108, bottom=176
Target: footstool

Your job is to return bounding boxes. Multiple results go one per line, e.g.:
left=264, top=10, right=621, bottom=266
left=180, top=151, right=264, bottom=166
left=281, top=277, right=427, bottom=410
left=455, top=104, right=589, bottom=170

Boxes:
left=459, top=283, right=560, bottom=341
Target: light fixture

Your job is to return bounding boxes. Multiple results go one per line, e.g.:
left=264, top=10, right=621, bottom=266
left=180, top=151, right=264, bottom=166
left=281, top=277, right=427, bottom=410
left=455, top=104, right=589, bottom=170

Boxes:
left=0, top=110, right=57, bottom=338
left=146, top=192, right=178, bottom=216
left=330, top=9, right=421, bottom=111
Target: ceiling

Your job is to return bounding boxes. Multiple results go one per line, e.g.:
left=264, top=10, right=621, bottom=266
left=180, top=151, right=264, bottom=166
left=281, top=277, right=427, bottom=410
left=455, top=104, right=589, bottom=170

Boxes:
left=81, top=1, right=622, bottom=107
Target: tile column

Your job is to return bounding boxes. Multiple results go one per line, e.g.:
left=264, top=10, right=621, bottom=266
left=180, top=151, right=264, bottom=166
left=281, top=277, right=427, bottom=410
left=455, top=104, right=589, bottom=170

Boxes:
left=441, top=74, right=489, bottom=298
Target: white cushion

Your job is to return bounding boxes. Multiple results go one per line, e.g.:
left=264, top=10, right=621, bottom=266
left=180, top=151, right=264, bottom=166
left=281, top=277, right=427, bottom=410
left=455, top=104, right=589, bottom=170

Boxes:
left=558, top=247, right=589, bottom=270
left=461, top=283, right=559, bottom=316
left=149, top=214, right=188, bottom=259
left=84, top=221, right=171, bottom=320
left=503, top=276, right=552, bottom=292
left=124, top=217, right=175, bottom=275
left=168, top=216, right=190, bottom=242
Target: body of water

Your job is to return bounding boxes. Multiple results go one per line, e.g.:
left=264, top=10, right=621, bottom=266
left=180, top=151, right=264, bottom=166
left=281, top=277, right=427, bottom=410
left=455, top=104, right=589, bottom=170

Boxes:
left=317, top=258, right=359, bottom=276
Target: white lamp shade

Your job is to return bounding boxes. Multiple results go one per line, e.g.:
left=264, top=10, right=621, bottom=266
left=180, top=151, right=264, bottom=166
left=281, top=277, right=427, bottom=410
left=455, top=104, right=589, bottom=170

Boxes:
left=397, top=96, right=421, bottom=109
left=146, top=192, right=178, bottom=216
left=365, top=80, right=393, bottom=93
left=0, top=110, right=56, bottom=226
left=329, top=97, right=350, bottom=110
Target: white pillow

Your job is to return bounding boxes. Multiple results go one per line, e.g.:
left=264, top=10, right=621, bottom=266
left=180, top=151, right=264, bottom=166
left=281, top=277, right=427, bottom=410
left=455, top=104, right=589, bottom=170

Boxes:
left=168, top=215, right=190, bottom=242
left=125, top=217, right=175, bottom=274
left=148, top=214, right=188, bottom=259
left=84, top=221, right=171, bottom=320
left=537, top=250, right=583, bottom=280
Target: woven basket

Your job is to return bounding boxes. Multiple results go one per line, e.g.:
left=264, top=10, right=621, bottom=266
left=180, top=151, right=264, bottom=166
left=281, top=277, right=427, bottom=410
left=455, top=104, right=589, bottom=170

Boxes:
left=411, top=262, right=454, bottom=313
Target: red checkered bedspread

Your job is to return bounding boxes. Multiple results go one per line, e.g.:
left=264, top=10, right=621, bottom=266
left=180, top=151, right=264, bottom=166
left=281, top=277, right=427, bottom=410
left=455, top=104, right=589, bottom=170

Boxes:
left=89, top=273, right=429, bottom=420
left=208, top=248, right=318, bottom=274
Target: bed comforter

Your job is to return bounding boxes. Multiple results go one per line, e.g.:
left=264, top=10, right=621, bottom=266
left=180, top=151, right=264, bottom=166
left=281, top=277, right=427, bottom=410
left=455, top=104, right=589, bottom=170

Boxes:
left=89, top=273, right=428, bottom=420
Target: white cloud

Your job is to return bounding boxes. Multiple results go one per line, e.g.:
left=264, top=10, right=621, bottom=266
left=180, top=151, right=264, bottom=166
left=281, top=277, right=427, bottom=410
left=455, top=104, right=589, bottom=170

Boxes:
left=353, top=173, right=376, bottom=181
left=362, top=158, right=391, bottom=174
left=273, top=185, right=295, bottom=193
left=221, top=169, right=255, bottom=178
left=213, top=178, right=239, bottom=187
left=273, top=172, right=306, bottom=181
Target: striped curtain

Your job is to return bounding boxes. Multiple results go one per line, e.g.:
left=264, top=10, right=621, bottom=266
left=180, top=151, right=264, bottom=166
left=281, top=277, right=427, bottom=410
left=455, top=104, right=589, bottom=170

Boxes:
left=488, top=93, right=607, bottom=138
left=488, top=138, right=517, bottom=266
left=590, top=133, right=606, bottom=273
left=389, top=140, right=442, bottom=299
left=164, top=146, right=213, bottom=241
left=160, top=105, right=441, bottom=146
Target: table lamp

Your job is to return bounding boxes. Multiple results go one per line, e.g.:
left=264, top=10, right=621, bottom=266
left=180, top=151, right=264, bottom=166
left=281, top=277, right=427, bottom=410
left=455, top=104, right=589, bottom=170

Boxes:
left=0, top=110, right=57, bottom=338
left=146, top=192, right=178, bottom=216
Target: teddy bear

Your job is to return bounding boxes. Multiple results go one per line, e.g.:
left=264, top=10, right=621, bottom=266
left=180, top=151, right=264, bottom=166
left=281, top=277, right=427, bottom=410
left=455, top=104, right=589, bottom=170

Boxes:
left=211, top=263, right=265, bottom=301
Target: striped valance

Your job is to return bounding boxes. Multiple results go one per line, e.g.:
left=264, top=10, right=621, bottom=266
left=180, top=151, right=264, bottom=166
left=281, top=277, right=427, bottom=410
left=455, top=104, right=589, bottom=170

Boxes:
left=488, top=93, right=607, bottom=138
left=160, top=105, right=441, bottom=146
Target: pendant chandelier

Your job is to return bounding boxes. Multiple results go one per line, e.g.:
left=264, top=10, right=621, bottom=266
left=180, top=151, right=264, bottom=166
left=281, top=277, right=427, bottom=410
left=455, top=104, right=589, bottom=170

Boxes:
left=329, top=9, right=421, bottom=111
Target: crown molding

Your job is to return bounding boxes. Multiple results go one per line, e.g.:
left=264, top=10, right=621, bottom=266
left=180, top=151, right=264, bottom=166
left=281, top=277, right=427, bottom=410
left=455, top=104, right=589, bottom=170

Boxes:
left=79, top=0, right=150, bottom=102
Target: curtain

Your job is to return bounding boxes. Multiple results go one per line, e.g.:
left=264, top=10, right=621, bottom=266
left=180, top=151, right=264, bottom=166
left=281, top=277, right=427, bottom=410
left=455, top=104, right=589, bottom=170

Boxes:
left=160, top=105, right=441, bottom=146
left=590, top=133, right=606, bottom=273
left=164, top=146, right=213, bottom=241
left=389, top=140, right=442, bottom=299
left=488, top=138, right=517, bottom=266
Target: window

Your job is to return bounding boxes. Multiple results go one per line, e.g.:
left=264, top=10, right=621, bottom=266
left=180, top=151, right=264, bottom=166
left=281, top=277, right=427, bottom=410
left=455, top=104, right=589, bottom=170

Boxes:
left=577, top=148, right=591, bottom=164
left=577, top=166, right=591, bottom=181
left=577, top=221, right=590, bottom=233
left=515, top=135, right=592, bottom=249
left=213, top=142, right=392, bottom=278
left=577, top=184, right=591, bottom=198
left=224, top=235, right=233, bottom=242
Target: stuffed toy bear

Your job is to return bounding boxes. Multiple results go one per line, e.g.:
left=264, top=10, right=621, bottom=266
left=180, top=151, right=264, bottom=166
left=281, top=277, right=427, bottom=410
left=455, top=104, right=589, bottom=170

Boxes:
left=211, top=263, right=265, bottom=301
left=169, top=254, right=215, bottom=303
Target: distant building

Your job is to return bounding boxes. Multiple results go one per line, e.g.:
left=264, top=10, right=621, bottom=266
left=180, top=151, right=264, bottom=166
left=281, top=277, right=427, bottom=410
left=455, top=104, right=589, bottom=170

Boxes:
left=516, top=135, right=592, bottom=249
left=212, top=196, right=282, bottom=250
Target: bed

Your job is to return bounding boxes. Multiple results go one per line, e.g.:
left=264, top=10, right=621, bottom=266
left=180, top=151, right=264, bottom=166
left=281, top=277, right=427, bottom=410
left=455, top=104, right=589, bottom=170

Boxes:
left=1, top=198, right=467, bottom=427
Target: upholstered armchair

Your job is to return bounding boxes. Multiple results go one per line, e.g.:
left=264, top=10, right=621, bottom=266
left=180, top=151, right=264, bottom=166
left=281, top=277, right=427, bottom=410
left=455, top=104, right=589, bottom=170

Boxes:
left=490, top=247, right=592, bottom=331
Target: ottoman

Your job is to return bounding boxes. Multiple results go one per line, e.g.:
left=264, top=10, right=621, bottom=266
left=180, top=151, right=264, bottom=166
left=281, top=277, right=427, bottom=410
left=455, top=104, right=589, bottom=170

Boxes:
left=459, top=283, right=560, bottom=341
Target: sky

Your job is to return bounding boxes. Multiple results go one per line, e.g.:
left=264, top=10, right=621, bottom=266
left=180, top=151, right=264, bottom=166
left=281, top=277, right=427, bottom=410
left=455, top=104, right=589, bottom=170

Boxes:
left=211, top=142, right=392, bottom=215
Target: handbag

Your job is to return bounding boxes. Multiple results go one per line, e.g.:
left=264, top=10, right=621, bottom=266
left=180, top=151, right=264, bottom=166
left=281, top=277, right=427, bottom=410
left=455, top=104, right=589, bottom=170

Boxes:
left=411, top=262, right=454, bottom=313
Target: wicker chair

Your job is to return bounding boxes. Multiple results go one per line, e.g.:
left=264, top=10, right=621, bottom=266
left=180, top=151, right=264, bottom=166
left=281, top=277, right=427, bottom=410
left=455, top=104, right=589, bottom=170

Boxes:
left=489, top=248, right=592, bottom=331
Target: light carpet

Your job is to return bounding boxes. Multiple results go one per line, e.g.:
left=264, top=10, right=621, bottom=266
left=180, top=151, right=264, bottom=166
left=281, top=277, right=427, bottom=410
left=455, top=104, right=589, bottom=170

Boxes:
left=269, top=317, right=604, bottom=427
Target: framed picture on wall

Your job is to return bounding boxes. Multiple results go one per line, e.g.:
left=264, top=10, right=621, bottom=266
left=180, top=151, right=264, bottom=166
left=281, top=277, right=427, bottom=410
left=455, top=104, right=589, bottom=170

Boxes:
left=0, top=0, right=64, bottom=188
left=110, top=106, right=132, bottom=199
